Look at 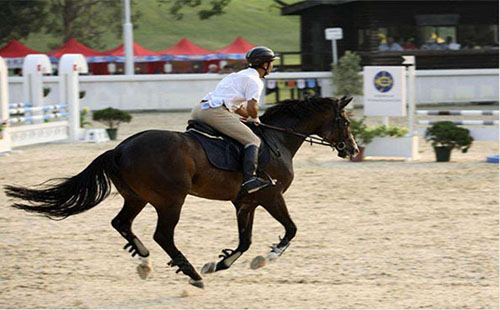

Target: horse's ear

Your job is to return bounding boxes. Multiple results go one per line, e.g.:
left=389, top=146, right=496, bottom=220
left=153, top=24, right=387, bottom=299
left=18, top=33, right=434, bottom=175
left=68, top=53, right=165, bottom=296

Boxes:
left=339, top=97, right=353, bottom=109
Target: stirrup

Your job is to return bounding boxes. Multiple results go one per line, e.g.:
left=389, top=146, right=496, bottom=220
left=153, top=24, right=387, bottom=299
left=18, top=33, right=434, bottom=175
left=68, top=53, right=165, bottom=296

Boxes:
left=242, top=177, right=272, bottom=194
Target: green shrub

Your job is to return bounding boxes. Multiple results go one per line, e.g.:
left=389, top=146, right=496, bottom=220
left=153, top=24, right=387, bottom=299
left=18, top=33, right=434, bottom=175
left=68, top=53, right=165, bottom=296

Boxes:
left=350, top=117, right=409, bottom=146
left=332, top=51, right=363, bottom=97
left=349, top=116, right=376, bottom=146
left=371, top=125, right=408, bottom=138
left=92, top=107, right=132, bottom=129
left=425, top=121, right=473, bottom=153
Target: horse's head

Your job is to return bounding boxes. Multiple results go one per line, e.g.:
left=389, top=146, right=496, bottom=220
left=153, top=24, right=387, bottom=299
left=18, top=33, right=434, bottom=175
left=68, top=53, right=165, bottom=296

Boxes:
left=314, top=96, right=359, bottom=158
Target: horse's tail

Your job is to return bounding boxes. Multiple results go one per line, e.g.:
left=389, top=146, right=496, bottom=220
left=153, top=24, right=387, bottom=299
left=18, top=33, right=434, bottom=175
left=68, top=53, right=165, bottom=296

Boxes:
left=4, top=150, right=115, bottom=220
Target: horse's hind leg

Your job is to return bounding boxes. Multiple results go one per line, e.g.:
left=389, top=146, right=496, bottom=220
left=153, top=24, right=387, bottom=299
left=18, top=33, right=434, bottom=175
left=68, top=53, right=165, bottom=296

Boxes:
left=111, top=196, right=149, bottom=258
left=152, top=196, right=204, bottom=288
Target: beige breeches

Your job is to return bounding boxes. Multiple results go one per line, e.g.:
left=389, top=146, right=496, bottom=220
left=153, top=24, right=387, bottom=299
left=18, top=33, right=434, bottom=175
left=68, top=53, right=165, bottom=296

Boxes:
left=191, top=102, right=261, bottom=147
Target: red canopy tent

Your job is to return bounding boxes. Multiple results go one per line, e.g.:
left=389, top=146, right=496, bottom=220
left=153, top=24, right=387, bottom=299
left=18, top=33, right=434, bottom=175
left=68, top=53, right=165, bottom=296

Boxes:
left=213, top=37, right=255, bottom=72
left=160, top=38, right=214, bottom=58
left=214, top=37, right=255, bottom=59
left=0, top=39, right=41, bottom=69
left=48, top=38, right=106, bottom=58
left=105, top=42, right=161, bottom=59
left=104, top=42, right=163, bottom=74
left=160, top=38, right=217, bottom=73
left=48, top=38, right=112, bottom=74
left=0, top=39, right=41, bottom=58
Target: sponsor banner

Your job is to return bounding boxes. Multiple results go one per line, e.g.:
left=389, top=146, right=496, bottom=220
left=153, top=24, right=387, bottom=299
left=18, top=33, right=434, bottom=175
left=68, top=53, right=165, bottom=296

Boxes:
left=363, top=66, right=406, bottom=116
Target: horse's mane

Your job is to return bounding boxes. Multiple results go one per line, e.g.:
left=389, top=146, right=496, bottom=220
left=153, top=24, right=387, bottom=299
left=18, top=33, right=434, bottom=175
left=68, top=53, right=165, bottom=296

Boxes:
left=261, top=97, right=336, bottom=122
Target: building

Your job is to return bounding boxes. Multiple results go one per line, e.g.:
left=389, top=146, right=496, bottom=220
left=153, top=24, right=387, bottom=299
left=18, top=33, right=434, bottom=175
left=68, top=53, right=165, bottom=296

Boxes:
left=281, top=0, right=499, bottom=70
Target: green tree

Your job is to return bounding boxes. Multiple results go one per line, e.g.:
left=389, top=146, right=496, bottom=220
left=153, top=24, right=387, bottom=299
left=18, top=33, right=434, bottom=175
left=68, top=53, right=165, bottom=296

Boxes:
left=0, top=1, right=48, bottom=46
left=158, top=0, right=230, bottom=20
left=332, top=51, right=363, bottom=97
left=159, top=0, right=299, bottom=20
left=45, top=0, right=141, bottom=49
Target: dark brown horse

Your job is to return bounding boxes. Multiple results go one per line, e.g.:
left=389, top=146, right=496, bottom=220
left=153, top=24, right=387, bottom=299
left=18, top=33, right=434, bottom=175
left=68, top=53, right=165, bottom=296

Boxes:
left=5, top=96, right=358, bottom=288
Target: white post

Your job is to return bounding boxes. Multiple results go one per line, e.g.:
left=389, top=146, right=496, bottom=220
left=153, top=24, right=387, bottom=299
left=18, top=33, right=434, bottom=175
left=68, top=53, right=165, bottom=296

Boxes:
left=382, top=116, right=389, bottom=127
left=406, top=59, right=416, bottom=137
left=331, top=40, right=338, bottom=65
left=22, top=55, right=52, bottom=123
left=402, top=55, right=417, bottom=161
left=0, top=57, right=12, bottom=152
left=59, top=54, right=88, bottom=141
left=325, top=28, right=342, bottom=66
left=123, top=0, right=134, bottom=75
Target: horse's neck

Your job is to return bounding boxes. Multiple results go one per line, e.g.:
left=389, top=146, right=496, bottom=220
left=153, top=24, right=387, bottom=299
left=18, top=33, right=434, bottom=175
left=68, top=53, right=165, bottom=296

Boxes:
left=265, top=116, right=319, bottom=158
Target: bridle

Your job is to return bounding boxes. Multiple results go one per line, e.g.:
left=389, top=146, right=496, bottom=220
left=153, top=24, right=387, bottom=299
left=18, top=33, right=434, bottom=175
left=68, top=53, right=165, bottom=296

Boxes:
left=258, top=121, right=347, bottom=153
left=257, top=99, right=350, bottom=154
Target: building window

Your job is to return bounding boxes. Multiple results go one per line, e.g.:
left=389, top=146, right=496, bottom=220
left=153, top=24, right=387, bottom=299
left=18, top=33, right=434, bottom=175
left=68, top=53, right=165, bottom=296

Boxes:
left=458, top=24, right=499, bottom=49
left=374, top=26, right=416, bottom=51
left=417, top=26, right=457, bottom=50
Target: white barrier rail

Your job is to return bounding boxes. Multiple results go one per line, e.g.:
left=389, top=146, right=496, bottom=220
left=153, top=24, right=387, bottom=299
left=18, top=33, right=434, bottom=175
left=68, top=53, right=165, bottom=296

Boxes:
left=8, top=112, right=68, bottom=124
left=8, top=102, right=32, bottom=108
left=418, top=120, right=499, bottom=125
left=9, top=104, right=67, bottom=115
left=0, top=54, right=86, bottom=151
left=416, top=110, right=499, bottom=116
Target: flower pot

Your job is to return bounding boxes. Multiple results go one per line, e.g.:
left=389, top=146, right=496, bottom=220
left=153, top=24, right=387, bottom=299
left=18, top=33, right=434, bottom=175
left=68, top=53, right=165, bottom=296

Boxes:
left=434, top=146, right=452, bottom=162
left=350, top=146, right=365, bottom=162
left=106, top=128, right=118, bottom=140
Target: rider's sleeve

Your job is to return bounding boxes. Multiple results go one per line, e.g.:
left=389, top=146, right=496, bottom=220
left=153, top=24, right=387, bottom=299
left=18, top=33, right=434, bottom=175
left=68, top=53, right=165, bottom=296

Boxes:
left=244, top=77, right=264, bottom=102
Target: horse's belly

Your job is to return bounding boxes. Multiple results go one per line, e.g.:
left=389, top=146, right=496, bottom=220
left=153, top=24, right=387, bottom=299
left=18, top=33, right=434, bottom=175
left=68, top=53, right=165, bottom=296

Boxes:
left=189, top=168, right=242, bottom=201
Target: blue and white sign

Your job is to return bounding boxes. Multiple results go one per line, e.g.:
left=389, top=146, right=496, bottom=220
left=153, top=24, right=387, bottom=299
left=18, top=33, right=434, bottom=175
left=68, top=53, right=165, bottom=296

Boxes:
left=364, top=66, right=406, bottom=116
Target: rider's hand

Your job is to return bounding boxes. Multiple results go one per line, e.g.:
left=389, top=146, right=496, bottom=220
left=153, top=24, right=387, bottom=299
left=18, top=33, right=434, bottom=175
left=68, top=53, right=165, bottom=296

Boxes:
left=247, top=116, right=261, bottom=125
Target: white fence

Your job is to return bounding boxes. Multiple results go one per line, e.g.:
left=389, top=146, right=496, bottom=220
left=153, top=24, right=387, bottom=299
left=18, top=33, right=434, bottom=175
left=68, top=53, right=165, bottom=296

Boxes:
left=7, top=69, right=497, bottom=111
left=0, top=55, right=85, bottom=152
left=415, top=69, right=499, bottom=104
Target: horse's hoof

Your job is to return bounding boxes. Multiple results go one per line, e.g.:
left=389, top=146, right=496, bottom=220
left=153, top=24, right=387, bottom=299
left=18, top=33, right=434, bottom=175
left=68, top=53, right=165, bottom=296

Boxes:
left=201, top=262, right=216, bottom=274
left=250, top=255, right=266, bottom=270
left=137, top=263, right=152, bottom=280
left=189, top=279, right=204, bottom=289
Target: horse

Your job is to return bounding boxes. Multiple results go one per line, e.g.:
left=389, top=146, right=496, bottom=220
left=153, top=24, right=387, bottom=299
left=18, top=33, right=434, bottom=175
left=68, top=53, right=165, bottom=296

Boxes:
left=5, top=96, right=358, bottom=289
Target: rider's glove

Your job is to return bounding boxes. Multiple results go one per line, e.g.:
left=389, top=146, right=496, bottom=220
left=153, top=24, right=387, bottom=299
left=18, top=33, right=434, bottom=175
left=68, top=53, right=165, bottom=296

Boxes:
left=247, top=116, right=261, bottom=125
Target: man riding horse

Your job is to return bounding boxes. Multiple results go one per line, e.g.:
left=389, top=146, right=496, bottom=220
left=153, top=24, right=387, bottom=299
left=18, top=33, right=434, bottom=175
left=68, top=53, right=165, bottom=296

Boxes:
left=5, top=46, right=359, bottom=289
left=191, top=46, right=278, bottom=194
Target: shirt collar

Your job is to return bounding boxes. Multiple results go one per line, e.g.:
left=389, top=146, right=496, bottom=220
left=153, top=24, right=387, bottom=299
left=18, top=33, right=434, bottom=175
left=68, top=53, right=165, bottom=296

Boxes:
left=245, top=67, right=260, bottom=78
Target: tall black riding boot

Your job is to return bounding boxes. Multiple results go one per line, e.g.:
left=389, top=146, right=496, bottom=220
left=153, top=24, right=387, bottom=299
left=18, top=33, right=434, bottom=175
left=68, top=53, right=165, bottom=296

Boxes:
left=241, top=145, right=272, bottom=194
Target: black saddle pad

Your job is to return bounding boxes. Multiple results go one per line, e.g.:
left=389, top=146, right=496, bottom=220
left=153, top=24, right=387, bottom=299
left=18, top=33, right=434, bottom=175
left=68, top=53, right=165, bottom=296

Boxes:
left=185, top=120, right=271, bottom=172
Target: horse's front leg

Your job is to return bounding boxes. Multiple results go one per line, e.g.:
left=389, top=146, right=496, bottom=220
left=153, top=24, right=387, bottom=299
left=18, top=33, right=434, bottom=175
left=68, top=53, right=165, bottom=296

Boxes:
left=201, top=202, right=257, bottom=274
left=250, top=193, right=297, bottom=269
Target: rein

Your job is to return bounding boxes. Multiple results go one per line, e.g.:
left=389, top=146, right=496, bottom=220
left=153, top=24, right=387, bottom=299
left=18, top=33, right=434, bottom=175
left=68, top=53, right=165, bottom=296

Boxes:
left=258, top=123, right=344, bottom=149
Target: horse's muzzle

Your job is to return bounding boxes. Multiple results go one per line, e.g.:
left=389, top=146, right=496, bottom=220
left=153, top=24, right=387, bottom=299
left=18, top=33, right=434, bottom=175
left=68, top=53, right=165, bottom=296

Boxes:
left=337, top=144, right=359, bottom=158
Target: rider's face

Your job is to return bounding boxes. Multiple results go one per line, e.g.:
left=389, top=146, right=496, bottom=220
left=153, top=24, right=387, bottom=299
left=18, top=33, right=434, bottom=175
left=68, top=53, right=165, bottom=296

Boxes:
left=267, top=61, right=274, bottom=72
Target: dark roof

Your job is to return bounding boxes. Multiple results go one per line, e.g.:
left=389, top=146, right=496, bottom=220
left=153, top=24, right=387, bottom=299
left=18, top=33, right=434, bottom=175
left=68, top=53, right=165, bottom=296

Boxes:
left=281, top=0, right=497, bottom=15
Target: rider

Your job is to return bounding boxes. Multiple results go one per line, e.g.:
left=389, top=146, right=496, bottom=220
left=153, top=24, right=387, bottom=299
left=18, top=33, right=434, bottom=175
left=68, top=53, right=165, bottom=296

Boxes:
left=191, top=46, right=279, bottom=194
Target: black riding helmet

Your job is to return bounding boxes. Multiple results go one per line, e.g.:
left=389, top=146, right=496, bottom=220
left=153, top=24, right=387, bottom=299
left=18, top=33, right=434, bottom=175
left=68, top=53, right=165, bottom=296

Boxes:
left=246, top=46, right=279, bottom=76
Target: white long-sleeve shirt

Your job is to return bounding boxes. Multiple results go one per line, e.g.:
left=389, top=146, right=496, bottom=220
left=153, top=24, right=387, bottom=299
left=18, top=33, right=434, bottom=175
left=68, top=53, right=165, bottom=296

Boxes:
left=202, top=68, right=263, bottom=112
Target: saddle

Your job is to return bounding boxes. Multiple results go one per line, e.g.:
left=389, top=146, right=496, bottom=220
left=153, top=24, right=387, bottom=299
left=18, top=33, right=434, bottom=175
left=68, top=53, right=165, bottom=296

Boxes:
left=185, top=120, right=274, bottom=172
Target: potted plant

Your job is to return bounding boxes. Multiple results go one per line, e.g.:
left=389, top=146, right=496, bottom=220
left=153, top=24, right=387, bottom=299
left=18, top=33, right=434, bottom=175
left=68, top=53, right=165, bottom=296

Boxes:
left=363, top=124, right=417, bottom=160
left=92, top=107, right=132, bottom=140
left=424, top=121, right=473, bottom=162
left=349, top=116, right=376, bottom=161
